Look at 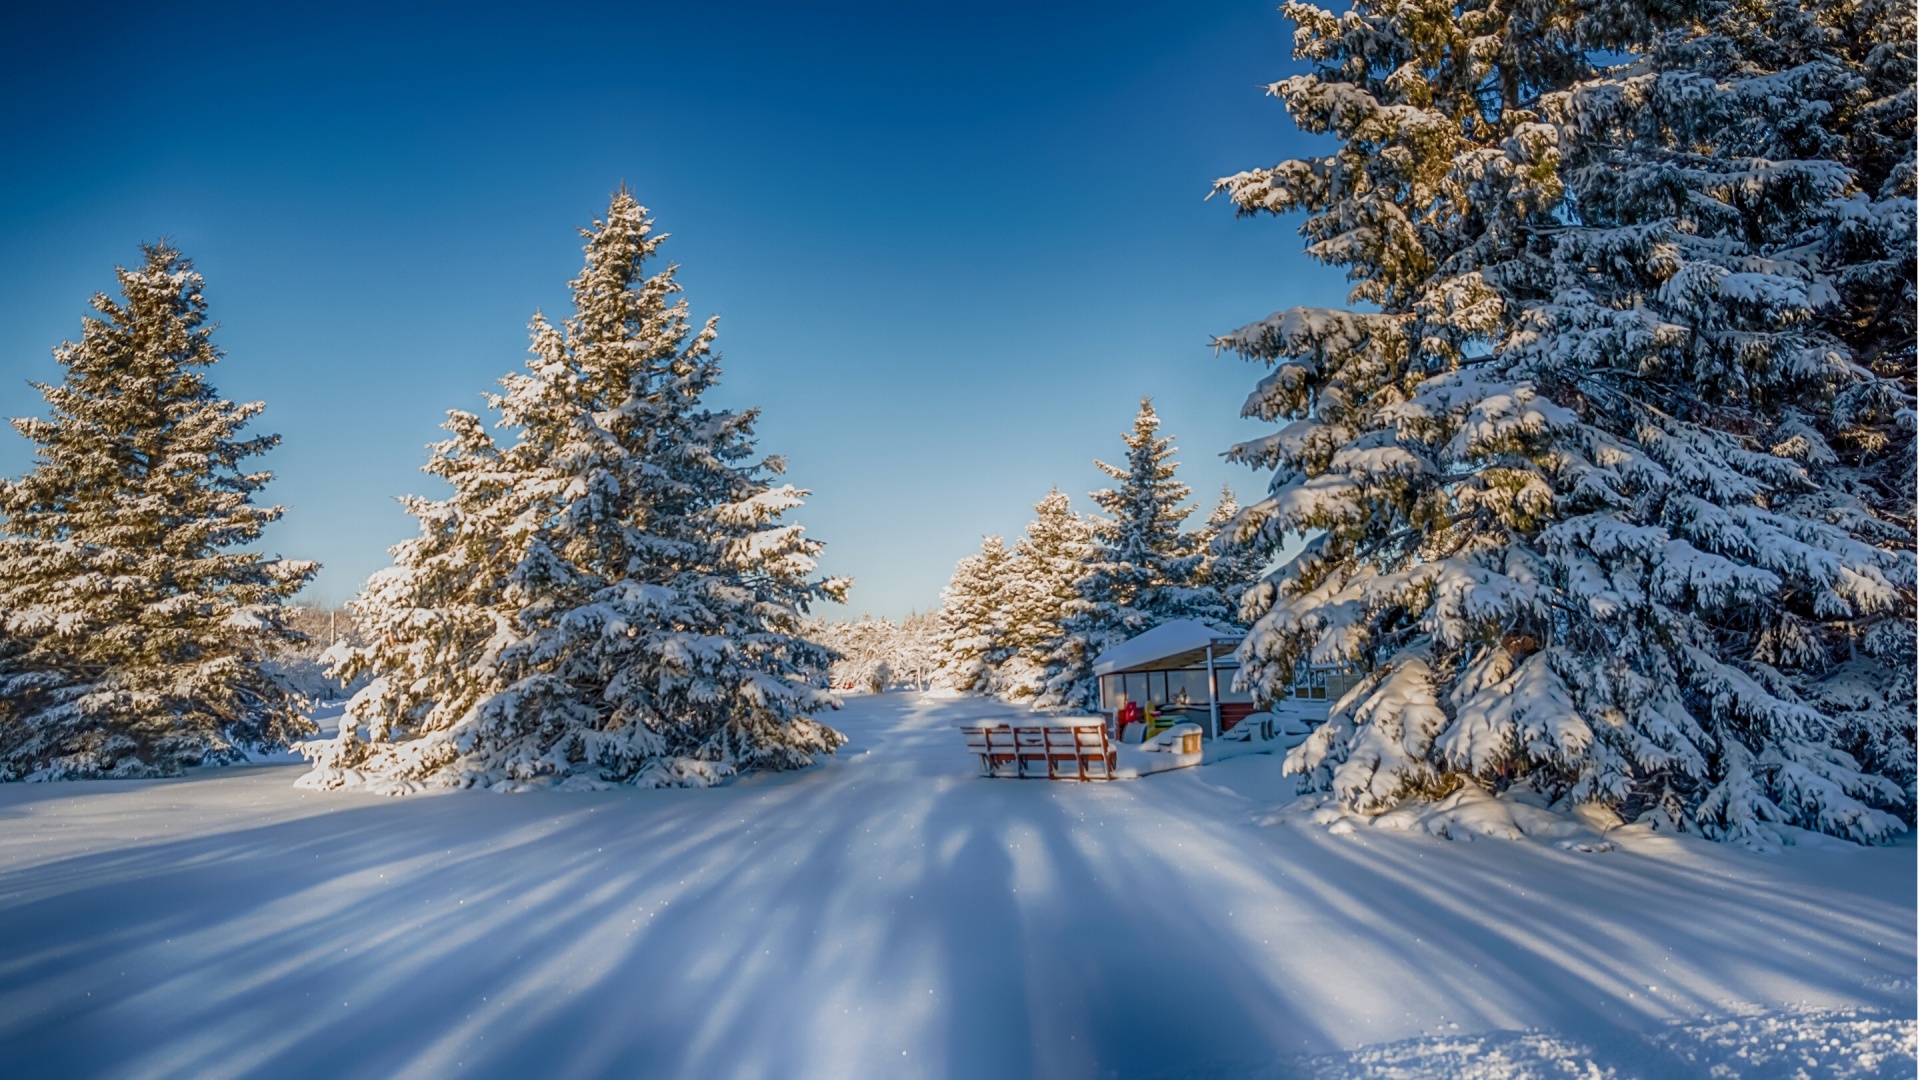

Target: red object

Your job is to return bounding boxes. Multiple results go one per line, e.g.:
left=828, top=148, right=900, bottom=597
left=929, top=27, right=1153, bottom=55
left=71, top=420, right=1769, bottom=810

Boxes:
left=1218, top=703, right=1257, bottom=732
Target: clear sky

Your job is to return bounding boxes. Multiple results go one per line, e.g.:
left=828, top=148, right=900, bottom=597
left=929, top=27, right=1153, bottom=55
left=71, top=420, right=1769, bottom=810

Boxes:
left=0, top=1, right=1339, bottom=618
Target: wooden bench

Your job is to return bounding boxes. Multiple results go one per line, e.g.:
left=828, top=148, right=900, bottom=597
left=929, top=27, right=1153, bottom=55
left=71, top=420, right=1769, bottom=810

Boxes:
left=960, top=719, right=1116, bottom=781
left=960, top=723, right=1020, bottom=777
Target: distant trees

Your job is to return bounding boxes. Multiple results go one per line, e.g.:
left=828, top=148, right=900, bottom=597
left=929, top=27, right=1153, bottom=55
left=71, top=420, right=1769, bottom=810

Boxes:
left=267, top=605, right=364, bottom=701
left=1037, top=399, right=1233, bottom=710
left=932, top=535, right=1015, bottom=694
left=1093, top=402, right=1222, bottom=620
left=893, top=611, right=942, bottom=690
left=1194, top=486, right=1267, bottom=618
left=807, top=612, right=940, bottom=692
left=992, top=489, right=1096, bottom=699
left=299, top=191, right=846, bottom=793
left=0, top=244, right=318, bottom=780
left=932, top=400, right=1245, bottom=709
left=280, top=605, right=359, bottom=651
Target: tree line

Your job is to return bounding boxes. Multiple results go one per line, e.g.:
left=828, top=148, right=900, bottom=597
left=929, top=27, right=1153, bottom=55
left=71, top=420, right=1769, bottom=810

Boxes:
left=927, top=399, right=1267, bottom=711
left=804, top=612, right=941, bottom=693
left=0, top=192, right=849, bottom=791
left=1, top=0, right=1911, bottom=845
left=909, top=0, right=1916, bottom=848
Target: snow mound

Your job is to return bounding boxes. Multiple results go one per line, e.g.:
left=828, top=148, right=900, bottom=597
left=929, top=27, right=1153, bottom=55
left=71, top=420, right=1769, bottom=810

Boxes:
left=1114, top=724, right=1206, bottom=778
left=1283, top=1030, right=1615, bottom=1079
left=291, top=767, right=430, bottom=797
left=1646, top=1006, right=1918, bottom=1080
left=1260, top=786, right=1621, bottom=851
left=1167, top=1006, right=1916, bottom=1079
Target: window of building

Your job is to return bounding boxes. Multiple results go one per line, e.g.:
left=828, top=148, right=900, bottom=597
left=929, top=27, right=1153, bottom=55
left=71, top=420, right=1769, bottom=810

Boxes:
left=1166, top=669, right=1210, bottom=707
left=1215, top=666, right=1253, bottom=703
left=1291, top=662, right=1328, bottom=700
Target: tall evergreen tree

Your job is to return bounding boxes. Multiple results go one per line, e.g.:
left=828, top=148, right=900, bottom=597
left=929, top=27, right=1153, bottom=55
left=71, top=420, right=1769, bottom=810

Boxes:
left=931, top=535, right=1013, bottom=694
left=1214, top=0, right=1913, bottom=844
left=1772, top=0, right=1918, bottom=791
left=300, top=191, right=846, bottom=792
left=1511, top=0, right=1915, bottom=838
left=1038, top=399, right=1225, bottom=711
left=0, top=244, right=318, bottom=780
left=998, top=489, right=1095, bottom=699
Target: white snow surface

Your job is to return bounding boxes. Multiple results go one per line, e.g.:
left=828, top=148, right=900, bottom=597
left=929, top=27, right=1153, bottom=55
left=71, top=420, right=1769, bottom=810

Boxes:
left=0, top=693, right=1911, bottom=1079
left=1091, top=618, right=1236, bottom=676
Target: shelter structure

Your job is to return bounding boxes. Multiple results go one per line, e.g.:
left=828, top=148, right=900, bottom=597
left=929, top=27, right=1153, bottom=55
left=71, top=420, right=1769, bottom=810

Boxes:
left=1091, top=620, right=1367, bottom=739
left=1091, top=620, right=1253, bottom=740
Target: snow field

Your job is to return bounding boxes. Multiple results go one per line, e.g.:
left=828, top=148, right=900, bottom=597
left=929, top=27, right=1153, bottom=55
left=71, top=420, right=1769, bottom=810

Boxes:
left=0, top=693, right=1911, bottom=1078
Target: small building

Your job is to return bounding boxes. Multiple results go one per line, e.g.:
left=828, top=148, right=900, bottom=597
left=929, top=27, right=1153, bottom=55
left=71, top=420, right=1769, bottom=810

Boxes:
left=1090, top=620, right=1365, bottom=739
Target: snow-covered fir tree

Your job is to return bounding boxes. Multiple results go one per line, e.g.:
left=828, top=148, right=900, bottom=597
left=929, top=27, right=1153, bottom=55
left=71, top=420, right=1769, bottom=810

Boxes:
left=1519, top=0, right=1918, bottom=838
left=931, top=535, right=1013, bottom=694
left=997, top=488, right=1095, bottom=699
left=1196, top=486, right=1266, bottom=619
left=1037, top=399, right=1227, bottom=710
left=300, top=190, right=847, bottom=792
left=1213, top=0, right=1914, bottom=844
left=1768, top=0, right=1918, bottom=790
left=0, top=244, right=318, bottom=780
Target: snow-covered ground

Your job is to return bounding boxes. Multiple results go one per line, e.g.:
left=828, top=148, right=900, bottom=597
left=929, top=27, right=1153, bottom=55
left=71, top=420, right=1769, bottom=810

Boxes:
left=0, top=693, right=1911, bottom=1079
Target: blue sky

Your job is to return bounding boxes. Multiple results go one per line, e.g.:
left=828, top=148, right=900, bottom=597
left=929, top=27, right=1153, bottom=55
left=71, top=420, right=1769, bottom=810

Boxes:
left=0, top=1, right=1338, bottom=618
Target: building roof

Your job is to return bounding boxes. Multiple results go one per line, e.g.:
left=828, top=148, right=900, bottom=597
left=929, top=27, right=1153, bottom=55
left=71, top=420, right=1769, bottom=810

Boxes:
left=1091, top=620, right=1244, bottom=677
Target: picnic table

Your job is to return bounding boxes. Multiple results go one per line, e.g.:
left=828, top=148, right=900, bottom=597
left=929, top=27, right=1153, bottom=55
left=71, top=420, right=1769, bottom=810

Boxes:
left=957, top=716, right=1205, bottom=781
left=957, top=715, right=1117, bottom=780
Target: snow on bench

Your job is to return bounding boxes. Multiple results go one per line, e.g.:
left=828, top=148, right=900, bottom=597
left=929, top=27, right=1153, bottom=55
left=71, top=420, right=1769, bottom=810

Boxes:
left=958, top=717, right=1203, bottom=780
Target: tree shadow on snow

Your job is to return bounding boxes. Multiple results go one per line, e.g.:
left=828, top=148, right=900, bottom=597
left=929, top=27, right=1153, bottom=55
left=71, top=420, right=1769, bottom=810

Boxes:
left=0, top=701, right=1910, bottom=1080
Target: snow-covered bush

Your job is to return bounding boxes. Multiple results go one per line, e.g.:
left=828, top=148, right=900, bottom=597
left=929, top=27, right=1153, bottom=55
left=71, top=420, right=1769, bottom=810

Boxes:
left=298, top=191, right=847, bottom=793
left=1214, top=0, right=1914, bottom=845
left=0, top=244, right=318, bottom=780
